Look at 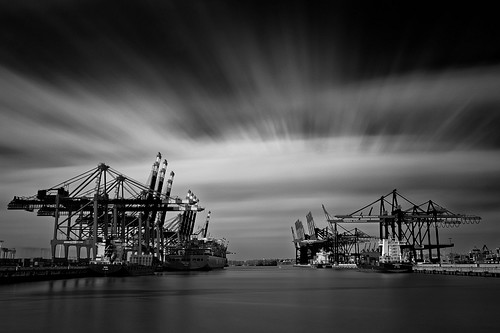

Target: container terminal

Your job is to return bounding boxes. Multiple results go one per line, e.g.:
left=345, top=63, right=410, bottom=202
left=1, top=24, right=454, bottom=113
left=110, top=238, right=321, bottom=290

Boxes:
left=291, top=189, right=500, bottom=276
left=2, top=158, right=497, bottom=281
left=3, top=153, right=220, bottom=282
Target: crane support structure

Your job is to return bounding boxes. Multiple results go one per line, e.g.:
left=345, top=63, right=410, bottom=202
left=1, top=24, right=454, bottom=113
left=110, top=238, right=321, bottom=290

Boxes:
left=292, top=208, right=376, bottom=265
left=7, top=153, right=204, bottom=263
left=333, top=189, right=481, bottom=263
left=291, top=189, right=481, bottom=265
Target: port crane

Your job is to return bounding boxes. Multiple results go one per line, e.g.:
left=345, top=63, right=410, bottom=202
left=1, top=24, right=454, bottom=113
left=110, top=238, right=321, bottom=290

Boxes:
left=7, top=153, right=204, bottom=263
left=292, top=209, right=375, bottom=265
left=292, top=189, right=481, bottom=265
left=333, top=189, right=481, bottom=263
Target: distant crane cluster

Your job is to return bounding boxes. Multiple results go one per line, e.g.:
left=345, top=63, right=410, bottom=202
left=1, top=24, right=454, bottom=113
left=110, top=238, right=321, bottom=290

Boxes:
left=7, top=153, right=208, bottom=263
left=292, top=189, right=481, bottom=265
left=0, top=240, right=16, bottom=259
left=292, top=207, right=375, bottom=265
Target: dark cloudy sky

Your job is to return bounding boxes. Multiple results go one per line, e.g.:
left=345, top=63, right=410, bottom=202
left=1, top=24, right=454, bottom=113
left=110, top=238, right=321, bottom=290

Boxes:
left=1, top=0, right=499, bottom=259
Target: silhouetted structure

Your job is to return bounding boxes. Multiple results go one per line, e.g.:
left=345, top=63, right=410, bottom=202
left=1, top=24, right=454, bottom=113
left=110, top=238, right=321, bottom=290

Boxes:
left=8, top=153, right=204, bottom=262
left=292, top=189, right=481, bottom=265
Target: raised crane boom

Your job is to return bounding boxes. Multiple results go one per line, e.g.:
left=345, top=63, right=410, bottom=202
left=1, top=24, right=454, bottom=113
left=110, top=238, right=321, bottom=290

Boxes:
left=203, top=211, right=211, bottom=238
left=7, top=153, right=204, bottom=263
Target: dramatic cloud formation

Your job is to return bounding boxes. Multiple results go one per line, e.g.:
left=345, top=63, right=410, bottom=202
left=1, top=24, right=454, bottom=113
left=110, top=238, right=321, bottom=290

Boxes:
left=1, top=1, right=499, bottom=259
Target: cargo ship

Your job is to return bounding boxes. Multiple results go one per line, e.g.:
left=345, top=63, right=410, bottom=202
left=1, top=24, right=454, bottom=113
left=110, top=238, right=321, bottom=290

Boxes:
left=357, top=261, right=413, bottom=273
left=89, top=255, right=155, bottom=276
left=89, top=238, right=155, bottom=277
left=163, top=237, right=228, bottom=271
left=358, top=238, right=413, bottom=273
left=312, top=249, right=332, bottom=268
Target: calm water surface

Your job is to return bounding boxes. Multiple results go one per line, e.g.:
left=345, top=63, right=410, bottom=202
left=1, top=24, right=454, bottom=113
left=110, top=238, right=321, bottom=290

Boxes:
left=1, top=266, right=499, bottom=333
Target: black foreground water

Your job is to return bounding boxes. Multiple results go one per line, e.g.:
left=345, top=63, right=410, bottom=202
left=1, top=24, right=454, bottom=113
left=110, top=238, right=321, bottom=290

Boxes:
left=1, top=266, right=499, bottom=333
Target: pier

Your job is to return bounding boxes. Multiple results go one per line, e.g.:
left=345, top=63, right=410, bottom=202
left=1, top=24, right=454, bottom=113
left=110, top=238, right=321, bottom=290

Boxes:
left=0, top=266, right=90, bottom=283
left=413, top=263, right=500, bottom=277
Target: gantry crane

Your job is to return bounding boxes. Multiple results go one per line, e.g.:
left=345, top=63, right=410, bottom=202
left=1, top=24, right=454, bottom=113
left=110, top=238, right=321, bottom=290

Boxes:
left=7, top=153, right=204, bottom=263
left=334, top=189, right=481, bottom=263
left=292, top=189, right=481, bottom=265
left=291, top=209, right=375, bottom=265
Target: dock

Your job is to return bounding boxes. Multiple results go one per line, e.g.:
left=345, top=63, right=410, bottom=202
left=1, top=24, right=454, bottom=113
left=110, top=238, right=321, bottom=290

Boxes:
left=413, top=263, right=500, bottom=277
left=0, top=266, right=90, bottom=283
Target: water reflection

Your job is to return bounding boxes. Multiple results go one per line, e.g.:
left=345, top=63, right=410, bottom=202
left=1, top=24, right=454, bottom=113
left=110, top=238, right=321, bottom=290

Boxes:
left=1, top=267, right=499, bottom=333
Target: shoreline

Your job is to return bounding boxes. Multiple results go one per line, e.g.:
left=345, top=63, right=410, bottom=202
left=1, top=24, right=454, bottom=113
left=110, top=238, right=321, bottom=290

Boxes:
left=0, top=266, right=90, bottom=284
left=3, top=262, right=500, bottom=284
left=413, top=263, right=500, bottom=277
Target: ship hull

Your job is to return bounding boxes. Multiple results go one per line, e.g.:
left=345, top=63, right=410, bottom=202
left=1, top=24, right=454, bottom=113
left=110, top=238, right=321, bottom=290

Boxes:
left=358, top=262, right=413, bottom=273
left=124, top=264, right=155, bottom=276
left=89, top=263, right=155, bottom=277
left=293, top=264, right=315, bottom=268
left=163, top=254, right=227, bottom=271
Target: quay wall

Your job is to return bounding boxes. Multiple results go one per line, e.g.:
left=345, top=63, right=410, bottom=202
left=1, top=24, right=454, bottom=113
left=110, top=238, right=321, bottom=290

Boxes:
left=333, top=263, right=357, bottom=269
left=0, top=266, right=90, bottom=284
left=414, top=263, right=500, bottom=277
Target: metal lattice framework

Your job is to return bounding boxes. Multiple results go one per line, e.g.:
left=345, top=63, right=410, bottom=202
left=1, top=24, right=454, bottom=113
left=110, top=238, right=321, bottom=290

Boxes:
left=291, top=208, right=376, bottom=264
left=291, top=189, right=481, bottom=264
left=333, top=189, right=481, bottom=263
left=7, top=153, right=204, bottom=262
left=322, top=205, right=376, bottom=263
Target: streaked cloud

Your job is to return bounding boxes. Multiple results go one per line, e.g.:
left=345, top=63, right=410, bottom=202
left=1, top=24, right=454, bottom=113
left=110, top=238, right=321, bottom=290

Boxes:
left=1, top=1, right=499, bottom=259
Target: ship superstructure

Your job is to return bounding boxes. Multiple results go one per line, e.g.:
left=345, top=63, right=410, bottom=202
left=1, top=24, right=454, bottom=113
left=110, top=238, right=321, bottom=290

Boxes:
left=163, top=211, right=228, bottom=271
left=164, top=237, right=228, bottom=271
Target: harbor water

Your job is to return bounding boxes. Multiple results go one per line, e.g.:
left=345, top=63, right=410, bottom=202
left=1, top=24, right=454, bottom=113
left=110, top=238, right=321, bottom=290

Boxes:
left=1, top=266, right=499, bottom=333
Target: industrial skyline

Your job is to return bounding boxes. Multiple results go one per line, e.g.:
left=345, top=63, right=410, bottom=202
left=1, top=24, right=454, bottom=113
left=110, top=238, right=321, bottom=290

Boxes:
left=1, top=1, right=499, bottom=260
